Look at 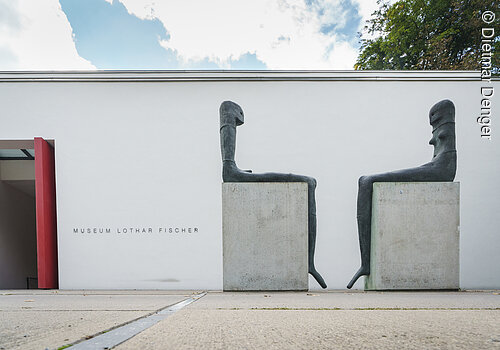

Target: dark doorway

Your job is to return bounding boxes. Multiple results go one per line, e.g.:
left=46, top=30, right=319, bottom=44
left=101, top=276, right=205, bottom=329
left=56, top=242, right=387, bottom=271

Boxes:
left=0, top=141, right=37, bottom=288
left=0, top=139, right=58, bottom=289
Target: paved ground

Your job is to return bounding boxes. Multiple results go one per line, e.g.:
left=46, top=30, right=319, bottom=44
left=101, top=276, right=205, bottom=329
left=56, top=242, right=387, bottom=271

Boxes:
left=0, top=290, right=198, bottom=350
left=1, top=290, right=499, bottom=350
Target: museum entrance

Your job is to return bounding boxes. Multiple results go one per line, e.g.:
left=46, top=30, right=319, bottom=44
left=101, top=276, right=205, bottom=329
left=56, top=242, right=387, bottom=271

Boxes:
left=0, top=138, right=58, bottom=289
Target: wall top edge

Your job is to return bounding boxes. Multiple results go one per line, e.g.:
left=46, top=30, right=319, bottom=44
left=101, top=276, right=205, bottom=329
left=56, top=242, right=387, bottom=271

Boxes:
left=0, top=70, right=489, bottom=82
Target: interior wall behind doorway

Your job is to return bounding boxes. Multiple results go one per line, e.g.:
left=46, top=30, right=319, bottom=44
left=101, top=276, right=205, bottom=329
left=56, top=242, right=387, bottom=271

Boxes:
left=0, top=181, right=37, bottom=289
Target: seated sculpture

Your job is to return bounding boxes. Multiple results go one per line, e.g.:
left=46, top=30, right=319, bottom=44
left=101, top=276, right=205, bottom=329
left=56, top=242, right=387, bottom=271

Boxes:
left=347, top=99, right=457, bottom=289
left=220, top=101, right=327, bottom=289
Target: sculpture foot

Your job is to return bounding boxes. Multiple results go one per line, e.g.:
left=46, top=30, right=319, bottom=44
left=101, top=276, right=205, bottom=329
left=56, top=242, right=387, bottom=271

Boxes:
left=309, top=268, right=327, bottom=289
left=347, top=266, right=369, bottom=289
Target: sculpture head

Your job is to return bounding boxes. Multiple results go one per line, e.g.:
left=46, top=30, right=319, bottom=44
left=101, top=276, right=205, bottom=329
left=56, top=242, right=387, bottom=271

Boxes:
left=220, top=100, right=244, bottom=128
left=428, top=99, right=456, bottom=157
left=429, top=99, right=455, bottom=131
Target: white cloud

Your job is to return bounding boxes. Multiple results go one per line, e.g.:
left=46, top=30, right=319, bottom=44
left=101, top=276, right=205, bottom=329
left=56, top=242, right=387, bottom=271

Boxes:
left=352, top=0, right=398, bottom=39
left=115, top=0, right=360, bottom=69
left=351, top=0, right=380, bottom=26
left=0, top=0, right=94, bottom=70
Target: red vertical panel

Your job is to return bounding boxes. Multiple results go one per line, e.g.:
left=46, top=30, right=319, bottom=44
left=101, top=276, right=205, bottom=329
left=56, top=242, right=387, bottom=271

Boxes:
left=34, top=137, right=58, bottom=289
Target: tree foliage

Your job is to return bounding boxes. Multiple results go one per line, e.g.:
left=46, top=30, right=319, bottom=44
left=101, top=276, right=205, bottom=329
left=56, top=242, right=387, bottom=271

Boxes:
left=355, top=0, right=499, bottom=71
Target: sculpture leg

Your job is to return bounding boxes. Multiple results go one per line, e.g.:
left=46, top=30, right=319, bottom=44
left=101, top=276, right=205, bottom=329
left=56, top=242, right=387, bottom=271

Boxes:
left=307, top=179, right=327, bottom=289
left=347, top=176, right=373, bottom=289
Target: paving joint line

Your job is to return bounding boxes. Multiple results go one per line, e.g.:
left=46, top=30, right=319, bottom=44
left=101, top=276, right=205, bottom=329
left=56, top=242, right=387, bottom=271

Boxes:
left=56, top=292, right=207, bottom=350
left=5, top=309, right=163, bottom=312
left=215, top=307, right=500, bottom=311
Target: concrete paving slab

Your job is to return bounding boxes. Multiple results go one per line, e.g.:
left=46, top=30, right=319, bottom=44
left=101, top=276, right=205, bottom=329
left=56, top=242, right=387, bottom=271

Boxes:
left=0, top=310, right=145, bottom=350
left=70, top=293, right=205, bottom=350
left=116, top=291, right=500, bottom=350
left=187, top=291, right=500, bottom=310
left=0, top=292, right=193, bottom=311
left=2, top=290, right=499, bottom=350
left=0, top=290, right=197, bottom=295
left=0, top=290, right=200, bottom=350
left=117, top=309, right=500, bottom=350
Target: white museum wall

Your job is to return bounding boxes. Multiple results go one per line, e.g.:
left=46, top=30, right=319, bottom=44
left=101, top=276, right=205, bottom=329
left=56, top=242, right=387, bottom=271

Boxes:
left=0, top=72, right=498, bottom=289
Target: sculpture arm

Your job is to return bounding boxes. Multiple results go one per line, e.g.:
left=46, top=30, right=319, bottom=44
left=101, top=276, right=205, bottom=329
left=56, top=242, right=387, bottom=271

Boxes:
left=363, top=152, right=456, bottom=184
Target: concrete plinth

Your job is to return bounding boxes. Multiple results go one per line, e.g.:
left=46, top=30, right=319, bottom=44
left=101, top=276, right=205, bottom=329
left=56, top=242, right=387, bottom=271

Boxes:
left=365, top=182, right=460, bottom=290
left=222, top=182, right=308, bottom=291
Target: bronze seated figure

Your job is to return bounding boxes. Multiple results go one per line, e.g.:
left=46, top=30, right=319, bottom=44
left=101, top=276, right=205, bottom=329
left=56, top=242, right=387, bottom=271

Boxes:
left=347, top=99, right=457, bottom=289
left=220, top=101, right=327, bottom=289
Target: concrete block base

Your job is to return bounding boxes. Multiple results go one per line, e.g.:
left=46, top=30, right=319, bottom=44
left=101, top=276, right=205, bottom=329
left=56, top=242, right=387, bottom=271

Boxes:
left=222, top=182, right=308, bottom=291
left=365, top=182, right=460, bottom=290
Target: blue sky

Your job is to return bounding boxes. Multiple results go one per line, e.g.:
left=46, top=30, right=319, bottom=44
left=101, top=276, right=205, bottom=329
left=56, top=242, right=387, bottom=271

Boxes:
left=0, top=0, right=383, bottom=70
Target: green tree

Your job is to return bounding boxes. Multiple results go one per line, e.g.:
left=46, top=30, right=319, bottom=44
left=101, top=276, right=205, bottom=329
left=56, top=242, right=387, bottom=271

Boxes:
left=355, top=0, right=499, bottom=71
